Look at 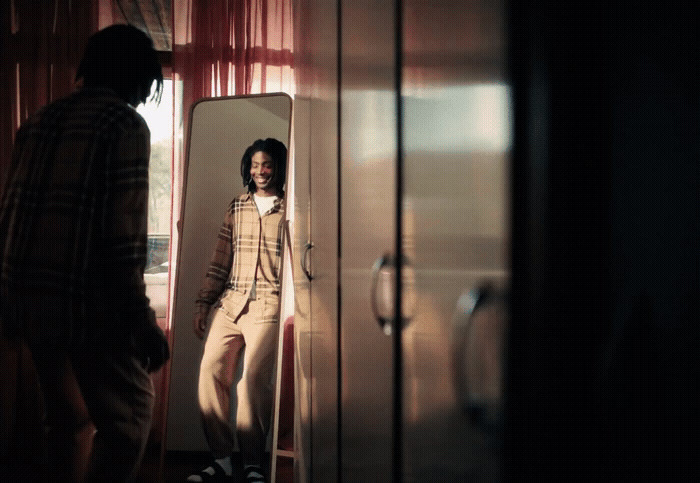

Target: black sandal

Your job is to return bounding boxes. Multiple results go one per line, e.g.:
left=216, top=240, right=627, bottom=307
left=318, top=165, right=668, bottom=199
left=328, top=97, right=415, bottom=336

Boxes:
left=186, top=461, right=231, bottom=481
left=243, top=464, right=265, bottom=482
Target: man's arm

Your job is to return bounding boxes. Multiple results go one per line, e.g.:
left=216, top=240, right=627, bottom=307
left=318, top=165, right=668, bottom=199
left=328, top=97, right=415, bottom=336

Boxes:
left=106, top=116, right=153, bottom=325
left=105, top=113, right=168, bottom=370
left=194, top=206, right=235, bottom=338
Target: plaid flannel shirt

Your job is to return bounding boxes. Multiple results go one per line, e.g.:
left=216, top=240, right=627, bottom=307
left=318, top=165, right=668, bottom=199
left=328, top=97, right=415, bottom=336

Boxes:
left=196, top=193, right=285, bottom=324
left=0, top=88, right=154, bottom=346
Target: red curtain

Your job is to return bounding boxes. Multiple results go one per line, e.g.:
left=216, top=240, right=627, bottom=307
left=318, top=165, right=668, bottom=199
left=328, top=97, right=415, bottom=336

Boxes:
left=173, top=0, right=294, bottom=98
left=0, top=1, right=99, bottom=186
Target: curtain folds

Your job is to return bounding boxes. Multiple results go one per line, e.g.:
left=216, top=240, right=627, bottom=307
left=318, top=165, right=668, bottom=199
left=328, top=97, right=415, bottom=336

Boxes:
left=0, top=1, right=98, bottom=187
left=173, top=0, right=293, bottom=99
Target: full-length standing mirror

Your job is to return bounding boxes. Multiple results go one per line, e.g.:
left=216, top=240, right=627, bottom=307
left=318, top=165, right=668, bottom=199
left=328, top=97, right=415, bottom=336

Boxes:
left=166, top=93, right=292, bottom=453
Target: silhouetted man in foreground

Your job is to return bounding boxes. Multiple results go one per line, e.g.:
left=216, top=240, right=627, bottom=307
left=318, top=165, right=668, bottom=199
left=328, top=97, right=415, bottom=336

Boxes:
left=0, top=24, right=169, bottom=481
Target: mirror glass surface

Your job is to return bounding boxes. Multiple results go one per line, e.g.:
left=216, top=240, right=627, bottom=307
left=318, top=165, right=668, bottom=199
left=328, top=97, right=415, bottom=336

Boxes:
left=166, top=93, right=292, bottom=451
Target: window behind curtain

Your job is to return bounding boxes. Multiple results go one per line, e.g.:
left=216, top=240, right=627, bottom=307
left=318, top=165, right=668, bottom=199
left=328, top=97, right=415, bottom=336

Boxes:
left=136, top=79, right=173, bottom=319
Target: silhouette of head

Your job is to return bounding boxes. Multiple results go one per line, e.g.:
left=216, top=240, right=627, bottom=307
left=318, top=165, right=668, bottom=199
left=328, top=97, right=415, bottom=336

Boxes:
left=77, top=24, right=163, bottom=107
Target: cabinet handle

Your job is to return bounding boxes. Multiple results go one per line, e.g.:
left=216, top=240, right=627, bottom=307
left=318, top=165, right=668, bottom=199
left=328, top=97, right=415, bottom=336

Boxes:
left=301, top=242, right=314, bottom=281
left=451, top=283, right=507, bottom=428
left=371, top=254, right=415, bottom=335
left=371, top=254, right=393, bottom=334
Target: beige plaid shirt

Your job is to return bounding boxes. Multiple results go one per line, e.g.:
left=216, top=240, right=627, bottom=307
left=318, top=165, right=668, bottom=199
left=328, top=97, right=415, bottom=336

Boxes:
left=196, top=193, right=285, bottom=324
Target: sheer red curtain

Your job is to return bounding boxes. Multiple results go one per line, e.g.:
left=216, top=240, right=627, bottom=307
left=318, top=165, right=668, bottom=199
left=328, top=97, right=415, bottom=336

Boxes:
left=173, top=0, right=293, bottom=99
left=0, top=1, right=99, bottom=186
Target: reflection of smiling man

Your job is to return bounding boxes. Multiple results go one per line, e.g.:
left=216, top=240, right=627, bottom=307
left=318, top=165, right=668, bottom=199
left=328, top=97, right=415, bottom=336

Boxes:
left=189, top=138, right=287, bottom=483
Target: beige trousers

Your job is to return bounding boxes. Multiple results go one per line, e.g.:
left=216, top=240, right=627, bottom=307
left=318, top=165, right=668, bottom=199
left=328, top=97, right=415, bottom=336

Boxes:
left=198, top=298, right=279, bottom=465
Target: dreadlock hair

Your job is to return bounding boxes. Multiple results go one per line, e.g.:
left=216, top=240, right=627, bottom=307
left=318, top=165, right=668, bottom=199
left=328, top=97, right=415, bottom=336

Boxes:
left=240, top=138, right=287, bottom=197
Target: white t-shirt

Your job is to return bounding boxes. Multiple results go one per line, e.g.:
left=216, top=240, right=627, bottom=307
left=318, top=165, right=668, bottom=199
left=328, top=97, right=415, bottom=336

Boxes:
left=253, top=193, right=277, bottom=216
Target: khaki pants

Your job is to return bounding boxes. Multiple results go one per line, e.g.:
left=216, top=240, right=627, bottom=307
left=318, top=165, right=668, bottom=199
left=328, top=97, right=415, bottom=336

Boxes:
left=31, top=343, right=154, bottom=482
left=198, top=298, right=279, bottom=466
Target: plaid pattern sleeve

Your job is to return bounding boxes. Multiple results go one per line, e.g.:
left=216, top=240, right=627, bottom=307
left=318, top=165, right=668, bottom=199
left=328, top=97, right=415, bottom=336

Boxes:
left=195, top=201, right=236, bottom=314
left=102, top=106, right=154, bottom=326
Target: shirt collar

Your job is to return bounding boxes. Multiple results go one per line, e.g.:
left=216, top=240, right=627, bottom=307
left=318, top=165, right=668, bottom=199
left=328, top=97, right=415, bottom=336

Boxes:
left=243, top=192, right=284, bottom=212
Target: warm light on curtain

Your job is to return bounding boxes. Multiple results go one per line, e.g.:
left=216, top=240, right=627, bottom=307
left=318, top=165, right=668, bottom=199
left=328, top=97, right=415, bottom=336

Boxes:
left=173, top=0, right=294, bottom=97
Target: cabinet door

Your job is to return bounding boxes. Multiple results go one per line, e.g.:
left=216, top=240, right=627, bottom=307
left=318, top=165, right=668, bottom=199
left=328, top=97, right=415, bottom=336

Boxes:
left=339, top=0, right=398, bottom=480
left=292, top=0, right=339, bottom=481
left=295, top=1, right=510, bottom=480
left=401, top=0, right=510, bottom=480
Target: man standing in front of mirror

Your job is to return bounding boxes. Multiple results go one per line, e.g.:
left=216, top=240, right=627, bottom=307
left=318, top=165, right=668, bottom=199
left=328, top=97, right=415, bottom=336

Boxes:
left=0, top=25, right=170, bottom=481
left=189, top=138, right=287, bottom=483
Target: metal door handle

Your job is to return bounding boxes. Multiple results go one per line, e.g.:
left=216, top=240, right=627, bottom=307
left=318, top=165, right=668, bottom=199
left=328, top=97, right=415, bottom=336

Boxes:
left=371, top=254, right=394, bottom=334
left=371, top=253, right=415, bottom=335
left=451, top=283, right=507, bottom=429
left=301, top=242, right=314, bottom=281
